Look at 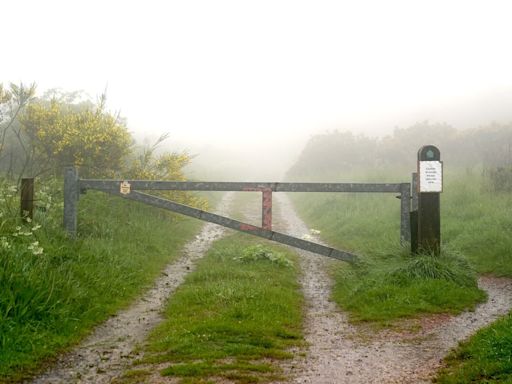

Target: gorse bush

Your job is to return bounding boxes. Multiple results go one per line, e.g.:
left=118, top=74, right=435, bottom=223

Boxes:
left=126, top=133, right=208, bottom=210
left=19, top=95, right=132, bottom=178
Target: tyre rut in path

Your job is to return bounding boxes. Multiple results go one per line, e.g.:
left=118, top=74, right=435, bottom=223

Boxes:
left=273, top=193, right=512, bottom=384
left=30, top=193, right=234, bottom=384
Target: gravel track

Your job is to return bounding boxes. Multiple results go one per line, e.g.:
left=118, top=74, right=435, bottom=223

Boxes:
left=273, top=193, right=512, bottom=383
left=29, top=194, right=233, bottom=384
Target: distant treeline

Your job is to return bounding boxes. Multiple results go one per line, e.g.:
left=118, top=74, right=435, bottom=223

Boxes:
left=287, top=121, right=512, bottom=182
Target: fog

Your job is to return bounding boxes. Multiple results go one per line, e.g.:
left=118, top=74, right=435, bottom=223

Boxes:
left=3, top=0, right=512, bottom=180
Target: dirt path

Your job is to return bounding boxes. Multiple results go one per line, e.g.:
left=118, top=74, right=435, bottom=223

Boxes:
left=30, top=194, right=233, bottom=384
left=273, top=193, right=512, bottom=383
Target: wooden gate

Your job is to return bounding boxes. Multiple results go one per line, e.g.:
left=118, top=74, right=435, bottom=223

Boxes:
left=64, top=173, right=419, bottom=264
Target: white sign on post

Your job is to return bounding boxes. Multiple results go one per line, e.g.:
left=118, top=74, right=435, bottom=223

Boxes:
left=419, top=161, right=443, bottom=192
left=120, top=180, right=131, bottom=195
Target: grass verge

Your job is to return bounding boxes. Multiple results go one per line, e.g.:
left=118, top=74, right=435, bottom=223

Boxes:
left=435, top=313, right=512, bottom=383
left=332, top=249, right=486, bottom=323
left=0, top=188, right=202, bottom=382
left=119, top=234, right=303, bottom=384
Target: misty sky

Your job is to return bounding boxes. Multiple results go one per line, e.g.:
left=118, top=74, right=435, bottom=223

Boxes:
left=3, top=0, right=512, bottom=161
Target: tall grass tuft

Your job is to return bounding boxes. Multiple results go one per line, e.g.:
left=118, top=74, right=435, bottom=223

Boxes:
left=332, top=248, right=486, bottom=323
left=389, top=250, right=477, bottom=288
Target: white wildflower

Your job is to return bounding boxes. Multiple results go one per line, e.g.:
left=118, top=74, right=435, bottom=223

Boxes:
left=32, top=247, right=44, bottom=255
left=28, top=241, right=44, bottom=255
left=310, top=229, right=321, bottom=235
left=32, top=224, right=42, bottom=231
left=1, top=237, right=10, bottom=249
left=301, top=234, right=314, bottom=241
left=28, top=241, right=39, bottom=248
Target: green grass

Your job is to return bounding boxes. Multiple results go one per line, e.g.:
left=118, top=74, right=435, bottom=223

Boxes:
left=435, top=313, right=512, bottom=383
left=120, top=234, right=303, bottom=384
left=0, top=187, right=202, bottom=382
left=442, top=175, right=512, bottom=276
left=332, top=250, right=486, bottom=323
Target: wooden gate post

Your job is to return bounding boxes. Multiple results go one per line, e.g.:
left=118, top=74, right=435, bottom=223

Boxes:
left=417, top=146, right=442, bottom=255
left=64, top=166, right=79, bottom=237
left=410, top=172, right=419, bottom=253
left=20, top=178, right=34, bottom=221
left=400, top=183, right=411, bottom=245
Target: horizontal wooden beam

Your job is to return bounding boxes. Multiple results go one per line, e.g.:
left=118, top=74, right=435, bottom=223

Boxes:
left=80, top=180, right=405, bottom=193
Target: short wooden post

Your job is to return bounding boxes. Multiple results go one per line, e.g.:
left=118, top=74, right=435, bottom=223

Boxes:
left=20, top=178, right=34, bottom=221
left=400, top=183, right=411, bottom=244
left=417, top=146, right=442, bottom=255
left=64, top=167, right=79, bottom=237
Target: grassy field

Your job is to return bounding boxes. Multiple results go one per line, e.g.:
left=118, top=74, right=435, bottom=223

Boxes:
left=0, top=183, right=202, bottom=382
left=119, top=233, right=303, bottom=384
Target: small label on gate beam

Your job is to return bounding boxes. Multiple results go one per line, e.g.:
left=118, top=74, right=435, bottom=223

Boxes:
left=419, top=161, right=443, bottom=193
left=120, top=181, right=131, bottom=195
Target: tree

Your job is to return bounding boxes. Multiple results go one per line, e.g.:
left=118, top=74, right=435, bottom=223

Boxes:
left=19, top=93, right=132, bottom=177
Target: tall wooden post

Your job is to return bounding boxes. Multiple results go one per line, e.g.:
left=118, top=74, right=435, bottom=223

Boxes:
left=417, top=146, right=442, bottom=255
left=64, top=167, right=79, bottom=237
left=20, top=178, right=34, bottom=221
